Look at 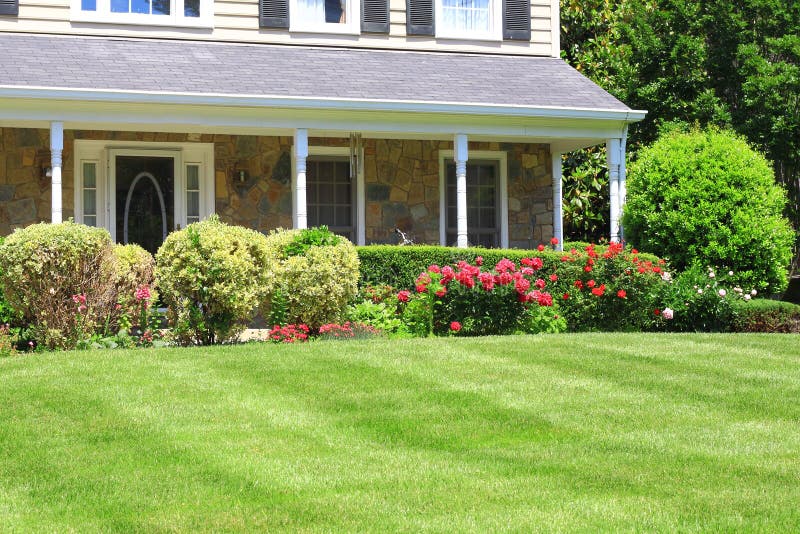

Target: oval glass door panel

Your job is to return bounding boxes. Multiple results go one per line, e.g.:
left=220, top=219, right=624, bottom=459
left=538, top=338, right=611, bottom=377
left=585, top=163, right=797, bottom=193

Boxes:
left=115, top=156, right=175, bottom=254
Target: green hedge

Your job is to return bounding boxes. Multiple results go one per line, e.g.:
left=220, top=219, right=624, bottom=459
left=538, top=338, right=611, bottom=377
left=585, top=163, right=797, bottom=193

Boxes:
left=730, top=299, right=800, bottom=333
left=356, top=244, right=661, bottom=290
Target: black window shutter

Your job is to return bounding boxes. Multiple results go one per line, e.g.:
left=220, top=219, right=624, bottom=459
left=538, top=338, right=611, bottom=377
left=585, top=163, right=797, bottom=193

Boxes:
left=406, top=0, right=434, bottom=36
left=502, top=0, right=530, bottom=40
left=0, top=0, right=18, bottom=16
left=260, top=0, right=289, bottom=28
left=362, top=0, right=389, bottom=33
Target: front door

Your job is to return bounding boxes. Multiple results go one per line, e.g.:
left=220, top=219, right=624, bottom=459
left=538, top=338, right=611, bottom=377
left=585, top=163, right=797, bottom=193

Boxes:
left=110, top=150, right=180, bottom=254
left=74, top=141, right=214, bottom=254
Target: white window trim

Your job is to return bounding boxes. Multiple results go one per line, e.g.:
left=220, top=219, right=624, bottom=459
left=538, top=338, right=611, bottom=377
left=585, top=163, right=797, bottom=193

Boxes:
left=70, top=0, right=214, bottom=28
left=438, top=149, right=508, bottom=248
left=73, top=140, right=215, bottom=241
left=289, top=0, right=360, bottom=35
left=434, top=0, right=503, bottom=42
left=291, top=145, right=365, bottom=245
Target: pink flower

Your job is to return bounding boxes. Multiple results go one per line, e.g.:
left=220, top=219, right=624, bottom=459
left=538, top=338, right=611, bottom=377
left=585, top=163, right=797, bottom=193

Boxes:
left=416, top=284, right=427, bottom=293
left=662, top=307, right=674, bottom=320
left=428, top=264, right=441, bottom=274
left=450, top=321, right=462, bottom=332
left=397, top=290, right=411, bottom=302
left=549, top=274, right=558, bottom=282
left=441, top=266, right=455, bottom=283
left=515, top=277, right=531, bottom=294
left=135, top=285, right=151, bottom=302
left=77, top=304, right=87, bottom=313
left=535, top=278, right=546, bottom=289
left=475, top=256, right=483, bottom=266
left=72, top=294, right=87, bottom=305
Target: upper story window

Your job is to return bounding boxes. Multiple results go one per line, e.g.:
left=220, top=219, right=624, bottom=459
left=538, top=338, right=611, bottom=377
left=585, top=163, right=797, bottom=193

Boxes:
left=71, top=0, right=213, bottom=27
left=289, top=0, right=359, bottom=33
left=436, top=0, right=500, bottom=40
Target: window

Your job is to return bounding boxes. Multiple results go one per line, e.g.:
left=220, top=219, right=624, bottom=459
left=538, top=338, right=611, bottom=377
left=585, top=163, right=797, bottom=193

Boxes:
left=445, top=161, right=500, bottom=247
left=71, top=0, right=212, bottom=27
left=289, top=0, right=359, bottom=33
left=307, top=158, right=355, bottom=241
left=435, top=0, right=501, bottom=40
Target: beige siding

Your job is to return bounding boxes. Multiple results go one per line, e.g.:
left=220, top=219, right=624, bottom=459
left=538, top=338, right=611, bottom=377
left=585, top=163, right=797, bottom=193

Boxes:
left=1, top=0, right=556, bottom=56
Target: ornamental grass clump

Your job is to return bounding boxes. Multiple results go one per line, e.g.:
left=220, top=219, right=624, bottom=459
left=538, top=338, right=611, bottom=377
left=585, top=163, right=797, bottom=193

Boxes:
left=0, top=221, right=122, bottom=349
left=155, top=215, right=271, bottom=345
left=262, top=227, right=359, bottom=329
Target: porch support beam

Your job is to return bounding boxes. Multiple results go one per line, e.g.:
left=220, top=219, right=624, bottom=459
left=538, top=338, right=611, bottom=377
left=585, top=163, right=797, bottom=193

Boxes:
left=551, top=151, right=564, bottom=251
left=618, top=126, right=628, bottom=241
left=50, top=121, right=63, bottom=224
left=454, top=133, right=469, bottom=248
left=294, top=128, right=308, bottom=230
left=606, top=138, right=621, bottom=243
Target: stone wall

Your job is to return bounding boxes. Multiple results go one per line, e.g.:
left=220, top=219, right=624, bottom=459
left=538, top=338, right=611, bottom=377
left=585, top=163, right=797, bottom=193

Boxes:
left=0, top=128, right=554, bottom=248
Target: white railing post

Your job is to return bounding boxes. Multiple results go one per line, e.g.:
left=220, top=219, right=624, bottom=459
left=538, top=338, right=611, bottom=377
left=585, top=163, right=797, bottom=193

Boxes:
left=551, top=151, right=564, bottom=251
left=607, top=138, right=621, bottom=243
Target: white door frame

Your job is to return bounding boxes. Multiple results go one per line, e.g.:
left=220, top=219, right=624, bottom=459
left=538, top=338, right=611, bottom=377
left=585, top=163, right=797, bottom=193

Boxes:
left=73, top=140, right=215, bottom=241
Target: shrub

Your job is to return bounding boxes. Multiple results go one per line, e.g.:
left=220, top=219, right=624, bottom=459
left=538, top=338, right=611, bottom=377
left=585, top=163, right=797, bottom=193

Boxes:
left=155, top=216, right=271, bottom=345
left=623, top=127, right=794, bottom=294
left=112, top=244, right=156, bottom=327
left=546, top=243, right=669, bottom=331
left=0, top=237, right=19, bottom=326
left=730, top=299, right=800, bottom=333
left=262, top=227, right=359, bottom=329
left=0, top=221, right=118, bottom=349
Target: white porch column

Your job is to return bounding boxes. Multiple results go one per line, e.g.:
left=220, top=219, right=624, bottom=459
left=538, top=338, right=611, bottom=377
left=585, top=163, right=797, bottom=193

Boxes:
left=618, top=126, right=628, bottom=241
left=294, top=128, right=309, bottom=230
left=606, top=138, right=621, bottom=243
left=50, top=121, right=64, bottom=224
left=454, top=133, right=469, bottom=248
left=551, top=151, right=564, bottom=251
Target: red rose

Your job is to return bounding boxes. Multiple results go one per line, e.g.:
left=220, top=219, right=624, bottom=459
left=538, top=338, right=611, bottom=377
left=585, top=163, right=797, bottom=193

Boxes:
left=549, top=274, right=558, bottom=282
left=397, top=290, right=410, bottom=302
left=654, top=308, right=661, bottom=316
left=435, top=288, right=447, bottom=297
left=550, top=237, right=559, bottom=246
left=587, top=280, right=596, bottom=288
left=537, top=244, right=545, bottom=251
left=475, top=256, right=483, bottom=266
left=450, top=321, right=462, bottom=332
left=562, top=293, right=569, bottom=300
left=617, top=289, right=627, bottom=298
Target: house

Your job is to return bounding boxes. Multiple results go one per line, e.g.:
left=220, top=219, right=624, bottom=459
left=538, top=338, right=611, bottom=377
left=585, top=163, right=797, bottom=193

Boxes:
left=0, top=0, right=644, bottom=253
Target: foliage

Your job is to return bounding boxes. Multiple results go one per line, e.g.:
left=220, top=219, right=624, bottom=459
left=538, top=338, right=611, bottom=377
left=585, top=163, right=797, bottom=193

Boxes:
left=546, top=243, right=668, bottom=331
left=730, top=298, right=800, bottom=333
left=518, top=303, right=568, bottom=334
left=0, top=324, right=17, bottom=357
left=154, top=215, right=272, bottom=345
left=623, top=128, right=794, bottom=293
left=283, top=225, right=342, bottom=257
left=0, top=237, right=18, bottom=326
left=396, top=258, right=558, bottom=337
left=345, top=299, right=407, bottom=336
left=317, top=322, right=384, bottom=340
left=560, top=148, right=609, bottom=242
left=112, top=244, right=156, bottom=324
left=262, top=228, right=359, bottom=329
left=0, top=221, right=119, bottom=349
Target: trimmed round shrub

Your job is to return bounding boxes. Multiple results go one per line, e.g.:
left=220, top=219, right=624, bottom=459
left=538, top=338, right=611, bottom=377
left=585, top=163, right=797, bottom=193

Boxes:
left=0, top=221, right=117, bottom=349
left=155, top=216, right=271, bottom=345
left=623, top=127, right=794, bottom=293
left=262, top=227, right=359, bottom=329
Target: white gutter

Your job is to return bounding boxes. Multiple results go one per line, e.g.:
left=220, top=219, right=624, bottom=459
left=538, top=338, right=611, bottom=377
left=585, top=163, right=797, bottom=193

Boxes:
left=0, top=85, right=648, bottom=122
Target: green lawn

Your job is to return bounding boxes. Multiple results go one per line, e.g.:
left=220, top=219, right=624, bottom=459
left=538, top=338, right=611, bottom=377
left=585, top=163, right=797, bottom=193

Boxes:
left=1, top=334, right=800, bottom=532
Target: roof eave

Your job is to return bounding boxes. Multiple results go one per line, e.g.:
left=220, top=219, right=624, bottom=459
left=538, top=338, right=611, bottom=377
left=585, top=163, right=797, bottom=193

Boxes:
left=0, top=85, right=648, bottom=123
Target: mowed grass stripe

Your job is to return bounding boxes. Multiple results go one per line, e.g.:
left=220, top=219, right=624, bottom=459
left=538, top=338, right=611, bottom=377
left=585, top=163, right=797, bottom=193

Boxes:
left=0, top=334, right=799, bottom=531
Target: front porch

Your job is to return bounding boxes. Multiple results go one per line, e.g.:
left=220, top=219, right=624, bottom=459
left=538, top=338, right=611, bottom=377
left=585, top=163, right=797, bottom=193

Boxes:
left=0, top=124, right=629, bottom=252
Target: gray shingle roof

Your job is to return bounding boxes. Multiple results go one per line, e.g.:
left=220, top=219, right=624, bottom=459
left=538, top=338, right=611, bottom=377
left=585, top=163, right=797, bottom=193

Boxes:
left=0, top=33, right=632, bottom=111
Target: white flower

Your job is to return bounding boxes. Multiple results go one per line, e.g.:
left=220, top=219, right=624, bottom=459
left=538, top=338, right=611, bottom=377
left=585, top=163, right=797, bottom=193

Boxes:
left=751, top=289, right=758, bottom=296
left=709, top=271, right=715, bottom=278
left=728, top=271, right=734, bottom=276
left=744, top=294, right=751, bottom=301
left=718, top=289, right=727, bottom=297
left=661, top=272, right=672, bottom=282
left=49, top=288, right=55, bottom=295
left=734, top=287, right=742, bottom=293
left=697, top=289, right=703, bottom=294
left=662, top=307, right=674, bottom=320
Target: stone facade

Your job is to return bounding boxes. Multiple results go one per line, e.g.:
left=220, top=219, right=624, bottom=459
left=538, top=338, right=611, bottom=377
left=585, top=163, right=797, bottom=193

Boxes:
left=0, top=127, right=554, bottom=248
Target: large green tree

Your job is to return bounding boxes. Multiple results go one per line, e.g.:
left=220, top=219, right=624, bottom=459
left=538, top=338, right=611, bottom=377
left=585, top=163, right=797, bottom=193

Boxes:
left=560, top=0, right=800, bottom=272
